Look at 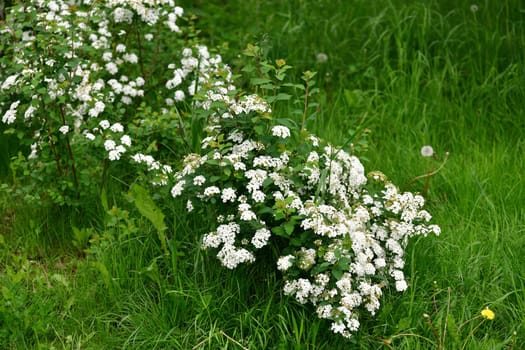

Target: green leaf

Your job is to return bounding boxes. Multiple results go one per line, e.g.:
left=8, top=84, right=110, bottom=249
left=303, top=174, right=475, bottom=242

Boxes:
left=311, top=262, right=331, bottom=274
left=332, top=268, right=343, bottom=280
left=446, top=314, right=461, bottom=345
left=257, top=206, right=274, bottom=216
left=93, top=262, right=112, bottom=289
left=272, top=226, right=288, bottom=238
left=251, top=77, right=272, bottom=85
left=282, top=83, right=305, bottom=90
left=254, top=124, right=265, bottom=136
left=128, top=184, right=168, bottom=254
left=1, top=286, right=13, bottom=300
left=396, top=317, right=411, bottom=330
left=100, top=188, right=109, bottom=212
left=51, top=273, right=70, bottom=289
left=275, top=93, right=292, bottom=101
left=284, top=220, right=296, bottom=235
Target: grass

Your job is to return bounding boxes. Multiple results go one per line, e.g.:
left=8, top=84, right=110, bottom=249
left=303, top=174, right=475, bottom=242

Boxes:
left=1, top=0, right=525, bottom=348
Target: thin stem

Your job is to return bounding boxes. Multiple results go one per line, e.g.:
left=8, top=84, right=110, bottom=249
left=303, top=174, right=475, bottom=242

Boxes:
left=457, top=315, right=482, bottom=334
left=460, top=320, right=485, bottom=350
left=220, top=331, right=249, bottom=350
left=41, top=101, right=63, bottom=176
left=390, top=332, right=437, bottom=346
left=423, top=313, right=442, bottom=349
left=442, top=287, right=451, bottom=348
left=99, top=159, right=109, bottom=197
left=59, top=106, right=79, bottom=192
left=173, top=104, right=192, bottom=151
left=301, top=75, right=309, bottom=132
left=402, top=152, right=449, bottom=193
left=136, top=25, right=146, bottom=79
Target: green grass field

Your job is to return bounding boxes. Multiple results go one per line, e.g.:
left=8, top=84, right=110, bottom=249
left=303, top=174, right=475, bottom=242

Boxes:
left=1, top=0, right=524, bottom=348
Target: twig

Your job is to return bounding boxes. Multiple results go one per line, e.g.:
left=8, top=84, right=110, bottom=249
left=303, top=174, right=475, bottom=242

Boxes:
left=390, top=332, right=437, bottom=345
left=301, top=72, right=310, bottom=132
left=423, top=313, right=442, bottom=349
left=37, top=263, right=53, bottom=289
left=192, top=338, right=208, bottom=350
left=192, top=331, right=249, bottom=350
left=442, top=287, right=451, bottom=348
left=402, top=152, right=449, bottom=193
left=220, top=331, right=249, bottom=350
left=59, top=106, right=79, bottom=192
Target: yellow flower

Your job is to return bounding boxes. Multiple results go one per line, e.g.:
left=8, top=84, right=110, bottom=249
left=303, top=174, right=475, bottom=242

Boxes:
left=481, top=308, right=495, bottom=320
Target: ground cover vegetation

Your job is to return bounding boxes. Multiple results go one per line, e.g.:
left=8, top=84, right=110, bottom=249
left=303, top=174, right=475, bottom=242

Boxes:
left=0, top=0, right=524, bottom=348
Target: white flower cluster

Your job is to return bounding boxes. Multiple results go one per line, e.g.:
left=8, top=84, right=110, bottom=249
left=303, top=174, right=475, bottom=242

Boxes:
left=168, top=79, right=440, bottom=338
left=165, top=45, right=235, bottom=106
left=277, top=171, right=440, bottom=337
left=0, top=0, right=225, bottom=165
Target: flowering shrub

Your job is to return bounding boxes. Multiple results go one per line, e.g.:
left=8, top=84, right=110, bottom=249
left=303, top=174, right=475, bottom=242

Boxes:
left=1, top=0, right=441, bottom=340
left=169, top=77, right=441, bottom=337
left=0, top=0, right=232, bottom=205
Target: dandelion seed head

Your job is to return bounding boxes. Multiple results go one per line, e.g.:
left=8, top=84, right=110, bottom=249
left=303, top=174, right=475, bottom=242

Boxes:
left=420, top=145, right=434, bottom=157
left=316, top=52, right=328, bottom=63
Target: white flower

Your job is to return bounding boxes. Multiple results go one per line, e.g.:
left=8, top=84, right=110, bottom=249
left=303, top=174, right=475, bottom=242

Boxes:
left=24, top=105, right=36, bottom=120
left=174, top=90, right=185, bottom=101
left=28, top=143, right=38, bottom=159
left=240, top=210, right=257, bottom=221
left=102, top=52, right=113, bottom=62
left=316, top=304, right=333, bottom=319
left=85, top=132, right=96, bottom=141
left=174, top=6, right=184, bottom=16
left=47, top=1, right=59, bottom=12
left=271, top=125, right=291, bottom=139
left=203, top=186, right=220, bottom=197
left=123, top=53, right=138, bottom=64
left=110, top=123, right=124, bottom=133
left=113, top=8, right=133, bottom=23
left=120, top=135, right=132, bottom=147
left=116, top=44, right=126, bottom=53
left=216, top=245, right=255, bottom=269
left=105, top=62, right=118, bottom=75
left=193, top=175, right=206, bottom=186
left=221, top=187, right=237, bottom=203
left=108, top=149, right=121, bottom=161
left=277, top=255, right=295, bottom=271
left=251, top=228, right=271, bottom=248
left=58, top=125, right=69, bottom=134
left=1, top=74, right=19, bottom=90
left=99, top=119, right=110, bottom=129
left=89, top=101, right=106, bottom=118
left=251, top=190, right=266, bottom=203
left=420, top=145, right=434, bottom=157
left=2, top=101, right=20, bottom=124
left=395, top=280, right=408, bottom=292
left=104, top=140, right=116, bottom=151
left=135, top=77, right=145, bottom=87
left=144, top=33, right=154, bottom=41
left=171, top=180, right=185, bottom=197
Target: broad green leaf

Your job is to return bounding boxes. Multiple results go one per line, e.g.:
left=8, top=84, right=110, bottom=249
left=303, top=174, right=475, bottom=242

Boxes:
left=129, top=184, right=168, bottom=254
